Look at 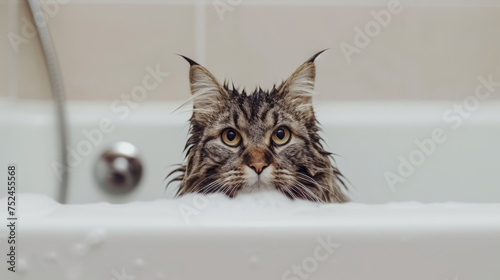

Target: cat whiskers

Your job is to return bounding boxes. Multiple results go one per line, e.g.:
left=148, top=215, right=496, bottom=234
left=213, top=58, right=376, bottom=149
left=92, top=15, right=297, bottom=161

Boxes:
left=296, top=173, right=342, bottom=202
left=275, top=183, right=296, bottom=200
left=291, top=179, right=322, bottom=202
left=273, top=170, right=302, bottom=200
left=187, top=170, right=240, bottom=194
left=198, top=178, right=223, bottom=195
left=180, top=173, right=218, bottom=197
left=273, top=169, right=323, bottom=202
left=195, top=171, right=245, bottom=198
left=227, top=182, right=243, bottom=198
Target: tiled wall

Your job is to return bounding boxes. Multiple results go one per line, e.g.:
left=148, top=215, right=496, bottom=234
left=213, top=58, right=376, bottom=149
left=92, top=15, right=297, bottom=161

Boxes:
left=2, top=0, right=500, bottom=101
left=1, top=0, right=10, bottom=99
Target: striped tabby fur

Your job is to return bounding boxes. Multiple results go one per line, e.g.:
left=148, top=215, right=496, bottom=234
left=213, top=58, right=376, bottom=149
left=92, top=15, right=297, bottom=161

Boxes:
left=167, top=50, right=348, bottom=203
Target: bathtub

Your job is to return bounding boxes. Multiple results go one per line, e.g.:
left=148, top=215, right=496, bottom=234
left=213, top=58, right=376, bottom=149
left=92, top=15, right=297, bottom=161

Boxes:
left=1, top=99, right=500, bottom=280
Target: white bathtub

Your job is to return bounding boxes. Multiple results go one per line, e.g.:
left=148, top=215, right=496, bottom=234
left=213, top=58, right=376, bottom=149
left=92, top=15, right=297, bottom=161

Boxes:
left=1, top=99, right=500, bottom=280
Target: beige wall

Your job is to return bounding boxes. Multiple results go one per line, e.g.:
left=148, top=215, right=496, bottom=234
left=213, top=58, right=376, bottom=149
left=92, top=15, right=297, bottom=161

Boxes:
left=1, top=0, right=10, bottom=99
left=2, top=0, right=500, bottom=101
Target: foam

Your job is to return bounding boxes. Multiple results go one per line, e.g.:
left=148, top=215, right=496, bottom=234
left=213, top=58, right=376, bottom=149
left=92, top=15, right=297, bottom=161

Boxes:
left=1, top=192, right=499, bottom=227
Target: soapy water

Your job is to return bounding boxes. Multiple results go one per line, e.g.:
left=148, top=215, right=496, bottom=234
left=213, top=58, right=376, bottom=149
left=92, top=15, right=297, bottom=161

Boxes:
left=1, top=192, right=499, bottom=224
left=0, top=191, right=325, bottom=222
left=0, top=193, right=498, bottom=280
left=0, top=192, right=325, bottom=279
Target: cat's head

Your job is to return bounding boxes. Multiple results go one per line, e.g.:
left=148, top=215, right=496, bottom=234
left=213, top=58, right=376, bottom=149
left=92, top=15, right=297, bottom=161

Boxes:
left=169, top=51, right=348, bottom=203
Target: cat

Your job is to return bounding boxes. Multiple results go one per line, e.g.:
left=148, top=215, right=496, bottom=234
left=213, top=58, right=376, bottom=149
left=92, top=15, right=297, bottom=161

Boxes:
left=167, top=50, right=348, bottom=203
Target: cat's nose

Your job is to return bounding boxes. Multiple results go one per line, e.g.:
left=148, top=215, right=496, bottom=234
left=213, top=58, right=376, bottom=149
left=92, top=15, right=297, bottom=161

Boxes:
left=249, top=162, right=268, bottom=175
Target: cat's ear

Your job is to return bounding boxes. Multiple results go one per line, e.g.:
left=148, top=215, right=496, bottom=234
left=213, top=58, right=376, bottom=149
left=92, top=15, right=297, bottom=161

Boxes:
left=180, top=55, right=228, bottom=120
left=278, top=50, right=327, bottom=109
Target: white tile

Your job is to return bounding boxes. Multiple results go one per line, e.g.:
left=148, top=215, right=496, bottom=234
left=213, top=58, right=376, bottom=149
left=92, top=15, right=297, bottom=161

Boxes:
left=18, top=1, right=196, bottom=100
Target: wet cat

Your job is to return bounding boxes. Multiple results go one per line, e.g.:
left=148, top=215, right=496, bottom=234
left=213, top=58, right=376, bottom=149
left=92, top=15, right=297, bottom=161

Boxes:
left=168, top=50, right=348, bottom=203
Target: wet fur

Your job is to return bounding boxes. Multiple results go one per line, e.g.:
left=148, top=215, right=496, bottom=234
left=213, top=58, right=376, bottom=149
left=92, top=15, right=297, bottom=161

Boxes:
left=167, top=51, right=348, bottom=203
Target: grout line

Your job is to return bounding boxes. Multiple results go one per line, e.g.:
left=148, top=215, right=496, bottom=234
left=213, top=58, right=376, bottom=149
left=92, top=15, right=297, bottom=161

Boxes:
left=194, top=0, right=206, bottom=65
left=7, top=0, right=18, bottom=101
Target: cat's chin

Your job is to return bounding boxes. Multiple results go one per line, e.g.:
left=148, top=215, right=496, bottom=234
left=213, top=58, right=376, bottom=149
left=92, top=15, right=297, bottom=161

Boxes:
left=238, top=179, right=276, bottom=195
left=241, top=165, right=275, bottom=195
left=237, top=185, right=281, bottom=196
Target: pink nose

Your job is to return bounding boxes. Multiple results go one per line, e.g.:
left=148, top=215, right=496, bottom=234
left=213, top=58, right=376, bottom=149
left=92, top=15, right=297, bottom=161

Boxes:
left=249, top=162, right=268, bottom=174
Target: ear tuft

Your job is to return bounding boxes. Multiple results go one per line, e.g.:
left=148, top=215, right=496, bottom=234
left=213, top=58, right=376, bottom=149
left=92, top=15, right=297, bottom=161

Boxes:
left=305, top=49, right=328, bottom=63
left=278, top=50, right=327, bottom=108
left=180, top=57, right=227, bottom=123
left=178, top=54, right=200, bottom=66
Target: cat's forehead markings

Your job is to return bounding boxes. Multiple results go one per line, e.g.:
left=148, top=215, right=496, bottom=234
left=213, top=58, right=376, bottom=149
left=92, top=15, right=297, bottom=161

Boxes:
left=262, top=108, right=278, bottom=127
left=242, top=128, right=271, bottom=147
left=234, top=109, right=249, bottom=131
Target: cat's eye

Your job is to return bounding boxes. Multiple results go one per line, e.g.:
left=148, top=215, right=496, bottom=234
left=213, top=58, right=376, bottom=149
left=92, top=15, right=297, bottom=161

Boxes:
left=221, top=128, right=242, bottom=147
left=271, top=127, right=291, bottom=146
